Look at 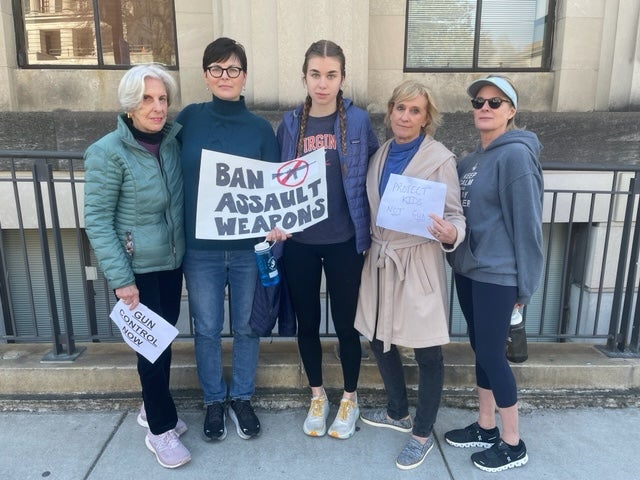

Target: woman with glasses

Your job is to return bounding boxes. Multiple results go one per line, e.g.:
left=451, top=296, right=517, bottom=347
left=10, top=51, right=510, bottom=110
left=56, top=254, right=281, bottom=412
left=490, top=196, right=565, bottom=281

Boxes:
left=176, top=37, right=279, bottom=443
left=84, top=64, right=189, bottom=468
left=445, top=75, right=544, bottom=472
left=354, top=80, right=465, bottom=470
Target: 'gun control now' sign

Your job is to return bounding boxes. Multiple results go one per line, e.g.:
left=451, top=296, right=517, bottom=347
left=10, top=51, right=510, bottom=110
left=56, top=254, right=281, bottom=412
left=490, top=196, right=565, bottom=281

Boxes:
left=195, top=148, right=328, bottom=239
left=110, top=301, right=179, bottom=363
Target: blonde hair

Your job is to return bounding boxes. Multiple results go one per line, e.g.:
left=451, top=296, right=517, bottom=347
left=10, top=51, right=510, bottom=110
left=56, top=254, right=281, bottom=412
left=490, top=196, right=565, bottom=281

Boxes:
left=497, top=75, right=519, bottom=131
left=385, top=80, right=441, bottom=137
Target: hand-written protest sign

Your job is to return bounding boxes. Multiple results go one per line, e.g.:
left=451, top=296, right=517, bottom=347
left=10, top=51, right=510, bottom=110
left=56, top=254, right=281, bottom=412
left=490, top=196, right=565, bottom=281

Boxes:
left=376, top=173, right=446, bottom=239
left=195, top=149, right=328, bottom=240
left=109, top=300, right=179, bottom=363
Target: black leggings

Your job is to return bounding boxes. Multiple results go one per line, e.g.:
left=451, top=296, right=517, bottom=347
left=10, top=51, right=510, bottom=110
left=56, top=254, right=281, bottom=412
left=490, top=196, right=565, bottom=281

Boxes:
left=134, top=267, right=183, bottom=434
left=454, top=274, right=518, bottom=408
left=284, top=238, right=364, bottom=392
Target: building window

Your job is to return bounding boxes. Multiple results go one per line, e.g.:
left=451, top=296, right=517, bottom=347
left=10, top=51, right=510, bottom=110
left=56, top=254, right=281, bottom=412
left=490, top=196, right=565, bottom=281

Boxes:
left=14, top=0, right=178, bottom=68
left=73, top=28, right=94, bottom=57
left=41, top=30, right=61, bottom=57
left=405, top=0, right=555, bottom=71
left=37, top=0, right=62, bottom=13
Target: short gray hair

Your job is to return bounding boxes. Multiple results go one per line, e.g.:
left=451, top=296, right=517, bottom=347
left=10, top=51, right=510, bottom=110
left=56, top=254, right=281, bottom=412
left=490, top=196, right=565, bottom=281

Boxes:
left=118, top=64, right=178, bottom=112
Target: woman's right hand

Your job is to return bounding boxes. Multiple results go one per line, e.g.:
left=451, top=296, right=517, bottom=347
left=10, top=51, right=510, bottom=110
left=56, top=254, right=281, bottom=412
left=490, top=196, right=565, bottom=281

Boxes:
left=266, top=227, right=291, bottom=242
left=116, top=284, right=140, bottom=310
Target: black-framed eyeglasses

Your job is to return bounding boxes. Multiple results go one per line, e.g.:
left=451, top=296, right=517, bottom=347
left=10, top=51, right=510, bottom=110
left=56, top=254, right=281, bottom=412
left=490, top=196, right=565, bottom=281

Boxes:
left=471, top=97, right=511, bottom=110
left=206, top=65, right=243, bottom=78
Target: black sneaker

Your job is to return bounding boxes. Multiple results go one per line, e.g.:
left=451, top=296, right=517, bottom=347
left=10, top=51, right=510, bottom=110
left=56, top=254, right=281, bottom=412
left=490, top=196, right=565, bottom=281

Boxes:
left=445, top=422, right=500, bottom=448
left=471, top=439, right=528, bottom=472
left=228, top=399, right=260, bottom=439
left=203, top=401, right=227, bottom=441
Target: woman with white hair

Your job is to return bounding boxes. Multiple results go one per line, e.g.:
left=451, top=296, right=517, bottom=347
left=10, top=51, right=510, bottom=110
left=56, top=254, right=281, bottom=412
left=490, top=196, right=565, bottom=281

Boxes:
left=84, top=64, right=189, bottom=469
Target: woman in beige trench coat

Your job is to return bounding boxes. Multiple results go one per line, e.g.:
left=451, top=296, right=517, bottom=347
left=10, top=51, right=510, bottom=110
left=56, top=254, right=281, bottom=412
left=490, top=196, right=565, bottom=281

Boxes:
left=355, top=80, right=465, bottom=470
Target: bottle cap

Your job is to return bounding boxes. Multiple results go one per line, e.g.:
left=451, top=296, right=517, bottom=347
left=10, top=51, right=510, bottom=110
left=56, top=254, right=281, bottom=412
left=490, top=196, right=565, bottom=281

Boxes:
left=254, top=241, right=270, bottom=252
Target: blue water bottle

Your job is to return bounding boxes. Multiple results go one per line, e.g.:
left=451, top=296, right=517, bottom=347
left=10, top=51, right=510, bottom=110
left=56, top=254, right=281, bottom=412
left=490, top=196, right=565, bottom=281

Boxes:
left=254, top=241, right=280, bottom=287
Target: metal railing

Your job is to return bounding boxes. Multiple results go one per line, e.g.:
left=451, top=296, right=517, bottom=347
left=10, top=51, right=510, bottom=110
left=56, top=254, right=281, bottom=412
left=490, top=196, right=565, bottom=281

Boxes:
left=1, top=151, right=640, bottom=360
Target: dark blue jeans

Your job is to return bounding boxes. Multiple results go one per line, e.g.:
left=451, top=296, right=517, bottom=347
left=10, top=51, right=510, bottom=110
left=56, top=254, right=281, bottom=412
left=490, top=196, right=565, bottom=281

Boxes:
left=183, top=249, right=259, bottom=404
left=369, top=339, right=444, bottom=438
left=454, top=274, right=518, bottom=407
left=134, top=267, right=183, bottom=435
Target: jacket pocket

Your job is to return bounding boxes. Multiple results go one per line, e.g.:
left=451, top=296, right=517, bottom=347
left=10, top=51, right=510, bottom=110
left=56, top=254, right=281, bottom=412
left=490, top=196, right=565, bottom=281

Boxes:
left=415, top=256, right=435, bottom=296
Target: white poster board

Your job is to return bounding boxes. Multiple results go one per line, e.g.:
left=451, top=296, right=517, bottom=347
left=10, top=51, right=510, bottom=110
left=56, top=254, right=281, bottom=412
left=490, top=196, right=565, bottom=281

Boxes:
left=195, top=148, right=328, bottom=239
left=376, top=173, right=446, bottom=239
left=109, top=301, right=179, bottom=363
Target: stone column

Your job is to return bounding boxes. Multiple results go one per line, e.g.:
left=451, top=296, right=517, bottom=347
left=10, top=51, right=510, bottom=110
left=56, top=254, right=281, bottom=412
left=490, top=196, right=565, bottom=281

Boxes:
left=0, top=0, right=18, bottom=110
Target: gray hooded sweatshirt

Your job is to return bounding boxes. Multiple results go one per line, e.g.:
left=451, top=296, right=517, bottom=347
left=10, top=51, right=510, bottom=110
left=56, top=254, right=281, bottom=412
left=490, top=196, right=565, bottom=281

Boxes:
left=448, top=129, right=543, bottom=304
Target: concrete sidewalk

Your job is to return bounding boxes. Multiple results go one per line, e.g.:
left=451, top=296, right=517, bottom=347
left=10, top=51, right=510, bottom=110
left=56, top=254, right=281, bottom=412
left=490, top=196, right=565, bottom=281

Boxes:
left=1, top=339, right=639, bottom=479
left=2, top=405, right=638, bottom=479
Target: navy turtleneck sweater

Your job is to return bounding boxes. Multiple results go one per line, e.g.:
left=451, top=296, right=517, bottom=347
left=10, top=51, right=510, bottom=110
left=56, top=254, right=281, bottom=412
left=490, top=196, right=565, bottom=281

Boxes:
left=379, top=134, right=424, bottom=196
left=176, top=95, right=280, bottom=251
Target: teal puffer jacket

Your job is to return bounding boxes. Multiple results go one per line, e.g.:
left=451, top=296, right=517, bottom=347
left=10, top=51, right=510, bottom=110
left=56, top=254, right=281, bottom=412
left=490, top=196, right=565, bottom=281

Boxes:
left=84, top=115, right=185, bottom=290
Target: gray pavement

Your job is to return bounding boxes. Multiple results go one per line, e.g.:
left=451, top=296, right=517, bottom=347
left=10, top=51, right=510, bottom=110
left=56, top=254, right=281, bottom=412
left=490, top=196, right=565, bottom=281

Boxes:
left=2, top=405, right=639, bottom=479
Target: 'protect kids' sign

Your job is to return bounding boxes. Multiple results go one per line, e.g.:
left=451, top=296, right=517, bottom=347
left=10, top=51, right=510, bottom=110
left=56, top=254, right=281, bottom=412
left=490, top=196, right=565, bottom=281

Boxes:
left=377, top=173, right=446, bottom=240
left=109, top=300, right=179, bottom=363
left=195, top=148, right=328, bottom=240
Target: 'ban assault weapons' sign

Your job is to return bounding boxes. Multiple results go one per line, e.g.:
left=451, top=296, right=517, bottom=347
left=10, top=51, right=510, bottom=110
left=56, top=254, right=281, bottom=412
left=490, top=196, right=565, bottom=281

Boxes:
left=195, top=148, right=328, bottom=239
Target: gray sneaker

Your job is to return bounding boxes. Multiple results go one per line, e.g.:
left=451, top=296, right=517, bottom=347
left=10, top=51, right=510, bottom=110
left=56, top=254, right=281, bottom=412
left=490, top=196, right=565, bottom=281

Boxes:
left=145, top=429, right=191, bottom=469
left=303, top=394, right=330, bottom=437
left=328, top=397, right=359, bottom=439
left=396, top=436, right=434, bottom=470
left=360, top=408, right=412, bottom=433
left=137, top=403, right=188, bottom=437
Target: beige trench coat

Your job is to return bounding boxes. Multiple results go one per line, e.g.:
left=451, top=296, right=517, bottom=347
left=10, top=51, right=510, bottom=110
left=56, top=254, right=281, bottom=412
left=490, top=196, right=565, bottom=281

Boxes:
left=355, top=136, right=466, bottom=352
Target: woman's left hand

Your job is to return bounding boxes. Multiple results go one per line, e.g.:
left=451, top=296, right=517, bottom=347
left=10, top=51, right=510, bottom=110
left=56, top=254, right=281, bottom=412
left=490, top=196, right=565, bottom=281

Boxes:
left=428, top=214, right=457, bottom=244
left=266, top=227, right=291, bottom=242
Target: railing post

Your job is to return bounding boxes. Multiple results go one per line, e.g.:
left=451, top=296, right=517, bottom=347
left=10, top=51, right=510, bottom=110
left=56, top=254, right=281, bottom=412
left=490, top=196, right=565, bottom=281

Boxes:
left=629, top=174, right=640, bottom=352
left=606, top=176, right=637, bottom=351
left=32, top=159, right=84, bottom=361
left=0, top=222, right=14, bottom=337
left=618, top=182, right=640, bottom=351
left=629, top=275, right=640, bottom=352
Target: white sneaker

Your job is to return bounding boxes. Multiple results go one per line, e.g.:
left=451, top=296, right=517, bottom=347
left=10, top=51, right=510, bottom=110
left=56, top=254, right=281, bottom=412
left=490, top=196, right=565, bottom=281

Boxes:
left=137, top=403, right=188, bottom=437
left=328, top=396, right=359, bottom=439
left=303, top=393, right=330, bottom=437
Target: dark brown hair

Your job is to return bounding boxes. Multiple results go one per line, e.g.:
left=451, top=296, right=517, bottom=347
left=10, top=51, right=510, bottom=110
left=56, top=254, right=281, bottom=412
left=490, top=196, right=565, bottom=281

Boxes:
left=296, top=40, right=347, bottom=157
left=202, top=37, right=247, bottom=73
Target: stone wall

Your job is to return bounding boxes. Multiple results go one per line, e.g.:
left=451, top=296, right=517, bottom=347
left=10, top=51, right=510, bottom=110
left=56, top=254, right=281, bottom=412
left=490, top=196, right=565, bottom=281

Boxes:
left=0, top=111, right=639, bottom=166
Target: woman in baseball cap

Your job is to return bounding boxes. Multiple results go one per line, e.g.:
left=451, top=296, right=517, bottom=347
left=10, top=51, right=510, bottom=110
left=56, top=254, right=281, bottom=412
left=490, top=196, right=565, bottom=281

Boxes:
left=445, top=75, right=544, bottom=473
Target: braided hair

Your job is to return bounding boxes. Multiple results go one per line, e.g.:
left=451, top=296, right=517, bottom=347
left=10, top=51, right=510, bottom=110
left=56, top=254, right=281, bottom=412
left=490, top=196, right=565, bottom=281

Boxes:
left=296, top=40, right=348, bottom=157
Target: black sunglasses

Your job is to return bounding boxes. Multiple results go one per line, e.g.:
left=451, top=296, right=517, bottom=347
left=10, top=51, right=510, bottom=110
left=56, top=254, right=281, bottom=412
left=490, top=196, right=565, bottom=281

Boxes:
left=471, top=97, right=511, bottom=110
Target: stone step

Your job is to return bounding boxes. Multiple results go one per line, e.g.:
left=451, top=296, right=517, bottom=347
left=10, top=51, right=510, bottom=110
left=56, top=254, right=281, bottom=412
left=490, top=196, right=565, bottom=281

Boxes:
left=1, top=341, right=638, bottom=411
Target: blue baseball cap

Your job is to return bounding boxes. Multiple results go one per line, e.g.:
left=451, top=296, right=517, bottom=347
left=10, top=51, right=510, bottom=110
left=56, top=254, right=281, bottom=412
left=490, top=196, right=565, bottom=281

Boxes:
left=467, top=76, right=518, bottom=109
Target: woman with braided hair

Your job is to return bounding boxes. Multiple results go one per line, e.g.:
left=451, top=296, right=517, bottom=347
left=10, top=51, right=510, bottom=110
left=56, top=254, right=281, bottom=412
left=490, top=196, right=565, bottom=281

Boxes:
left=268, top=39, right=379, bottom=439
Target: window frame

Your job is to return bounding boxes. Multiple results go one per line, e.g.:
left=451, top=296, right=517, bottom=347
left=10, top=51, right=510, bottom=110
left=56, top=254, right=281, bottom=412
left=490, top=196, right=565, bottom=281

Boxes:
left=11, top=0, right=180, bottom=70
left=403, top=0, right=556, bottom=73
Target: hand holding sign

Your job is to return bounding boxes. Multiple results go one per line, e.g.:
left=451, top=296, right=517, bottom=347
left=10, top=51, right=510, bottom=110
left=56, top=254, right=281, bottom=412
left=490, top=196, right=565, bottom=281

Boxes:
left=109, top=300, right=179, bottom=363
left=376, top=173, right=446, bottom=239
left=195, top=149, right=328, bottom=240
